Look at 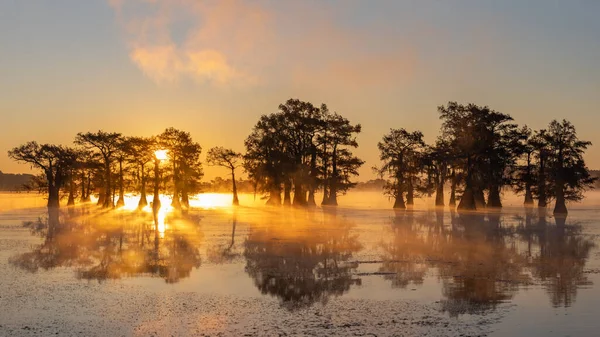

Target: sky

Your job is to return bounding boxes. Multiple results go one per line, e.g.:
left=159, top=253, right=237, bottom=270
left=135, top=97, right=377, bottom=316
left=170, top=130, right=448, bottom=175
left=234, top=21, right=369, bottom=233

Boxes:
left=1, top=0, right=599, bottom=180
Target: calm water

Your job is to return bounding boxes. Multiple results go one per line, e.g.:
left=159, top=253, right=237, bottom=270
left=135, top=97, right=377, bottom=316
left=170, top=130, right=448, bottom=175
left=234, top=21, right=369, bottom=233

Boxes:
left=1, top=192, right=600, bottom=336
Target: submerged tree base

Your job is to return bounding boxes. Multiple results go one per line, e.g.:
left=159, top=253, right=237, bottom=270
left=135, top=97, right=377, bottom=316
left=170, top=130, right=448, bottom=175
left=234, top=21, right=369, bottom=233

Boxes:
left=457, top=189, right=476, bottom=211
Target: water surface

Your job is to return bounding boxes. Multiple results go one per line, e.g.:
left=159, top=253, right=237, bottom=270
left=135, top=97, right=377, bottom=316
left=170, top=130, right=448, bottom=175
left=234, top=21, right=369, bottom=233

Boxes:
left=1, top=192, right=600, bottom=336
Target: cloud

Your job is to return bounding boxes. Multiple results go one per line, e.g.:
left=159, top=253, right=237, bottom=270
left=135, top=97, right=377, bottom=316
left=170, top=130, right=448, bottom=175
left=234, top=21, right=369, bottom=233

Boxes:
left=108, top=0, right=417, bottom=89
left=109, top=0, right=267, bottom=86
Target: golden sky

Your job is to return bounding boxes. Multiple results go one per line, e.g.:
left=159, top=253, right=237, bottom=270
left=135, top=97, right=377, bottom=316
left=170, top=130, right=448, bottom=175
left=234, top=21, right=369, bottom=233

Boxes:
left=1, top=0, right=599, bottom=179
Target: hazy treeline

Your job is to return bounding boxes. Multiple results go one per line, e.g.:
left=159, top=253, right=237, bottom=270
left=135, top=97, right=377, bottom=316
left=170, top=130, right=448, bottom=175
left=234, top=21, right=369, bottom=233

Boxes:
left=7, top=99, right=596, bottom=214
left=591, top=170, right=600, bottom=188
left=376, top=102, right=596, bottom=215
left=0, top=171, right=34, bottom=191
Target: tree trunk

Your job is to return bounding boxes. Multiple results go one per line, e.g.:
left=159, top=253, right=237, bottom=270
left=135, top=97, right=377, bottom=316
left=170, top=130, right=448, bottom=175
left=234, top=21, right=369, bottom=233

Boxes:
left=435, top=179, right=444, bottom=206
left=307, top=190, right=316, bottom=206
left=293, top=179, right=307, bottom=207
left=138, top=166, right=148, bottom=208
left=181, top=181, right=190, bottom=209
left=231, top=169, right=239, bottom=206
left=458, top=188, right=476, bottom=211
left=112, top=183, right=116, bottom=206
left=152, top=159, right=161, bottom=211
left=171, top=161, right=181, bottom=210
left=327, top=144, right=338, bottom=206
left=85, top=173, right=92, bottom=202
left=474, top=188, right=486, bottom=209
left=283, top=179, right=292, bottom=206
left=524, top=185, right=534, bottom=206
left=321, top=180, right=329, bottom=205
left=48, top=184, right=60, bottom=209
left=79, top=171, right=86, bottom=203
left=266, top=185, right=282, bottom=205
left=116, top=159, right=125, bottom=207
left=524, top=153, right=534, bottom=206
left=321, top=141, right=330, bottom=206
left=393, top=192, right=406, bottom=209
left=103, top=160, right=112, bottom=208
left=487, top=185, right=502, bottom=208
left=553, top=178, right=568, bottom=215
left=538, top=154, right=547, bottom=208
left=67, top=175, right=75, bottom=206
left=406, top=177, right=414, bottom=206
left=97, top=187, right=105, bottom=206
left=458, top=160, right=476, bottom=211
left=307, top=146, right=317, bottom=207
left=46, top=169, right=60, bottom=208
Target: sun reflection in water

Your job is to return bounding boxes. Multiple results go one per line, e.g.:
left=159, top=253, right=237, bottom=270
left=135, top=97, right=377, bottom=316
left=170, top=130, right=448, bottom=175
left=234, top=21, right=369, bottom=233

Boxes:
left=84, top=193, right=233, bottom=239
left=155, top=204, right=172, bottom=238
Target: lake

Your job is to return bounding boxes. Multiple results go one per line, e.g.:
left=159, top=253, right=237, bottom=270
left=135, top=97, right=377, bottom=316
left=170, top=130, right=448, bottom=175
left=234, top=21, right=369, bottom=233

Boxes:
left=1, top=191, right=600, bottom=336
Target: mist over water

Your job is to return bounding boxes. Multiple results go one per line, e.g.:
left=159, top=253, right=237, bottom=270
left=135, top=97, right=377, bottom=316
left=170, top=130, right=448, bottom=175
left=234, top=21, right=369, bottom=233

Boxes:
left=1, top=191, right=600, bottom=335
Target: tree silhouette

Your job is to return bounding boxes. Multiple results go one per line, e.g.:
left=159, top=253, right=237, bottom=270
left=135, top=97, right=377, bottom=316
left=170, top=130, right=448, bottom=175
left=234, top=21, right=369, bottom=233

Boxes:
left=126, top=136, right=155, bottom=208
left=376, top=128, right=426, bottom=209
left=8, top=142, right=77, bottom=208
left=159, top=128, right=203, bottom=210
left=529, top=129, right=552, bottom=208
left=423, top=137, right=453, bottom=206
left=244, top=112, right=288, bottom=205
left=439, top=103, right=513, bottom=210
left=513, top=126, right=536, bottom=206
left=114, top=137, right=132, bottom=207
left=74, top=131, right=122, bottom=208
left=244, top=99, right=362, bottom=207
left=207, top=147, right=243, bottom=205
left=543, top=120, right=596, bottom=214
left=320, top=111, right=363, bottom=206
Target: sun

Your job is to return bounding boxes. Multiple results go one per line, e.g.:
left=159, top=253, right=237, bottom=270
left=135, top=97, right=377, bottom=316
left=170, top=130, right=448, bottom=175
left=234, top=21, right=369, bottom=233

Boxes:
left=154, top=149, right=168, bottom=160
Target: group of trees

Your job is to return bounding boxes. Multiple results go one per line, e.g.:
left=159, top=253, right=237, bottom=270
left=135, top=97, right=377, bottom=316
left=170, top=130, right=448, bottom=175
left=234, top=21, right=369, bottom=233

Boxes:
left=377, top=102, right=596, bottom=214
left=9, top=128, right=205, bottom=211
left=7, top=99, right=595, bottom=214
left=8, top=99, right=365, bottom=210
left=243, top=99, right=364, bottom=207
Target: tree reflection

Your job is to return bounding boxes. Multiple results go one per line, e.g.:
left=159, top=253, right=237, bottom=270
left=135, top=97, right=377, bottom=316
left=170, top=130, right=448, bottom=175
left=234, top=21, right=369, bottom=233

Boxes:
left=206, top=211, right=240, bottom=264
left=438, top=213, right=528, bottom=316
left=378, top=210, right=432, bottom=288
left=519, top=214, right=594, bottom=307
left=380, top=209, right=594, bottom=315
left=243, top=210, right=362, bottom=309
left=9, top=207, right=203, bottom=284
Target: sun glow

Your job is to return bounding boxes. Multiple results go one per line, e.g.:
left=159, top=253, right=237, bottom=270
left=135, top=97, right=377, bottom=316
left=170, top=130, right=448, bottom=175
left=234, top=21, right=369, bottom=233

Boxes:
left=154, top=149, right=168, bottom=160
left=189, top=193, right=232, bottom=209
left=155, top=205, right=171, bottom=237
left=115, top=193, right=233, bottom=211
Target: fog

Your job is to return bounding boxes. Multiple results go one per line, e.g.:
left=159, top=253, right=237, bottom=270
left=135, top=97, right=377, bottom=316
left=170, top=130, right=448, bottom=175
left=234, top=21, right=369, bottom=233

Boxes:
left=1, top=190, right=600, bottom=336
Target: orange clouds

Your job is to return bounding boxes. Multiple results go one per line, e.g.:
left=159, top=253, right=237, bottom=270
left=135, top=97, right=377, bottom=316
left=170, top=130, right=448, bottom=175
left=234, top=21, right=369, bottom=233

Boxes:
left=108, top=0, right=416, bottom=89
left=109, top=0, right=268, bottom=85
